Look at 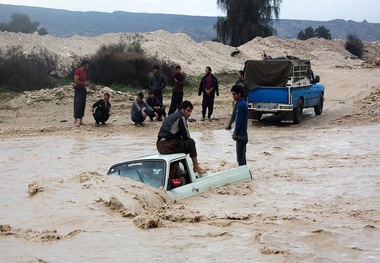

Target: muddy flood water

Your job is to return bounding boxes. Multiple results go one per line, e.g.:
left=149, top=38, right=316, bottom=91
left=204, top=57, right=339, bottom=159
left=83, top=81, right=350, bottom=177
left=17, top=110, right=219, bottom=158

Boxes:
left=1, top=124, right=379, bottom=262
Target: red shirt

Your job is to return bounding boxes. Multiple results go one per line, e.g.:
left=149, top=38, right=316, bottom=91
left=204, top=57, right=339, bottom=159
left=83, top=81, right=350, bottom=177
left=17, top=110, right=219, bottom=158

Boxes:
left=205, top=75, right=213, bottom=90
left=74, top=67, right=87, bottom=88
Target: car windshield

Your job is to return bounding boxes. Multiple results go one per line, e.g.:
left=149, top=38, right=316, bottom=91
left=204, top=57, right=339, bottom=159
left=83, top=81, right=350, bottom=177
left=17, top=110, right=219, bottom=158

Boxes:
left=107, top=160, right=165, bottom=189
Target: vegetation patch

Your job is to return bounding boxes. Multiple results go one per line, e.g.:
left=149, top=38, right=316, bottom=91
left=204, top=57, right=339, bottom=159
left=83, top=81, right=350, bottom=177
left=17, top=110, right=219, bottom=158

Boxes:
left=0, top=46, right=69, bottom=92
left=88, top=39, right=176, bottom=91
left=345, top=34, right=364, bottom=59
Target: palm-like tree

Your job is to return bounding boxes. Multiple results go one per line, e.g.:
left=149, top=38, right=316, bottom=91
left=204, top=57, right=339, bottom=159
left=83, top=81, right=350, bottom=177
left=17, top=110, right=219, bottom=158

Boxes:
left=215, top=0, right=282, bottom=46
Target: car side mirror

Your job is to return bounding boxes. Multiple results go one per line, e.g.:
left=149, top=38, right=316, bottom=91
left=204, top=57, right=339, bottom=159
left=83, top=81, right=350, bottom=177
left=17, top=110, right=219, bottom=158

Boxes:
left=314, top=75, right=320, bottom=83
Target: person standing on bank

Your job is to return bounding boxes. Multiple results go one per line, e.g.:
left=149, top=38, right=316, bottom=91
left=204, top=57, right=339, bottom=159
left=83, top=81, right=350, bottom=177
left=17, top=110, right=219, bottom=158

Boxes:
left=230, top=84, right=248, bottom=166
left=149, top=65, right=166, bottom=105
left=92, top=93, right=111, bottom=125
left=156, top=100, right=207, bottom=174
left=198, top=66, right=219, bottom=121
left=168, top=65, right=185, bottom=115
left=226, top=70, right=249, bottom=130
left=73, top=59, right=89, bottom=127
left=131, top=92, right=156, bottom=127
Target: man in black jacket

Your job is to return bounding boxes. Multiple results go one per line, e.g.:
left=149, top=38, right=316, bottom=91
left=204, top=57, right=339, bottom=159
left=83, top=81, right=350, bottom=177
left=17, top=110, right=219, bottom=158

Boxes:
left=198, top=66, right=219, bottom=121
left=92, top=93, right=111, bottom=125
left=146, top=90, right=166, bottom=121
left=149, top=65, right=166, bottom=105
left=156, top=100, right=207, bottom=174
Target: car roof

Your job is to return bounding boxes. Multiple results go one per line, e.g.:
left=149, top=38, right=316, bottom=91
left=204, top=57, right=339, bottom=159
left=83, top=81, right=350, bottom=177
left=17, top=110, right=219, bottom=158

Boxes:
left=131, top=153, right=188, bottom=162
left=107, top=153, right=190, bottom=175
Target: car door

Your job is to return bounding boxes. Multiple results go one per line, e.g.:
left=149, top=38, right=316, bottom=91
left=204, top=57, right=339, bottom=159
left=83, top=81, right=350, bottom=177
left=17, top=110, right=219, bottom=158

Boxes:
left=167, top=165, right=252, bottom=200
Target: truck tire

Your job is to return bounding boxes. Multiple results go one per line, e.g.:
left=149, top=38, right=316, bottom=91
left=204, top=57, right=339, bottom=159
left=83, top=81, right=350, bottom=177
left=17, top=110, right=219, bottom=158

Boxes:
left=314, top=96, right=324, bottom=115
left=252, top=111, right=262, bottom=121
left=293, top=99, right=303, bottom=124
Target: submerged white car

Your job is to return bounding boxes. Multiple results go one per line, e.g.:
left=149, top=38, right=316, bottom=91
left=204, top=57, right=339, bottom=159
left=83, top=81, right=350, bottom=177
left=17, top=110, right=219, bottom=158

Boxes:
left=107, top=153, right=252, bottom=200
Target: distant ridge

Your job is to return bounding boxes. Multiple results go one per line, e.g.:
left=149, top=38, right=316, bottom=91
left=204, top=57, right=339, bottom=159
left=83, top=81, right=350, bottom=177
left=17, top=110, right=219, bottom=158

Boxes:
left=0, top=4, right=379, bottom=41
left=274, top=19, right=380, bottom=41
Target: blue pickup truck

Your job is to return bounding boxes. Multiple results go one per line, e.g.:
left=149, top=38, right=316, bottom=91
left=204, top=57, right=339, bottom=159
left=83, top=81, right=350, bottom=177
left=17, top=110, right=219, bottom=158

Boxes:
left=245, top=56, right=325, bottom=124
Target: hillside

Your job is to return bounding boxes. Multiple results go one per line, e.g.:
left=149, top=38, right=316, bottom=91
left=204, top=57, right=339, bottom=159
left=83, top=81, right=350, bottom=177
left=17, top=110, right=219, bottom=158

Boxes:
left=274, top=19, right=380, bottom=41
left=1, top=4, right=380, bottom=41
left=1, top=30, right=379, bottom=79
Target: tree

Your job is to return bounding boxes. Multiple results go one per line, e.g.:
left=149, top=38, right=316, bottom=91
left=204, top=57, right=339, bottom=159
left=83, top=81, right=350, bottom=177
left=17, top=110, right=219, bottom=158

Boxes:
left=9, top=13, right=39, bottom=33
left=297, top=31, right=306, bottom=40
left=38, top=27, right=49, bottom=35
left=314, top=26, right=332, bottom=40
left=297, top=26, right=331, bottom=40
left=345, top=34, right=364, bottom=58
left=0, top=13, right=48, bottom=35
left=304, top=26, right=315, bottom=39
left=215, top=0, right=282, bottom=47
left=297, top=26, right=315, bottom=40
left=0, top=23, right=9, bottom=32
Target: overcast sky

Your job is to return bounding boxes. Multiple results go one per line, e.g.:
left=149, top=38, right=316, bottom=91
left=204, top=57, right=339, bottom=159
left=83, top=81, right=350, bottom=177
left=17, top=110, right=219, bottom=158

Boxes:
left=0, top=0, right=379, bottom=23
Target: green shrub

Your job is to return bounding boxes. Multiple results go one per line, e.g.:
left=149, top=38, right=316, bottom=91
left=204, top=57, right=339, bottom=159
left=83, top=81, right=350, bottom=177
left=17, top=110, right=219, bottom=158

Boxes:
left=88, top=40, right=176, bottom=89
left=0, top=46, right=60, bottom=91
left=345, top=34, right=364, bottom=58
left=0, top=13, right=48, bottom=35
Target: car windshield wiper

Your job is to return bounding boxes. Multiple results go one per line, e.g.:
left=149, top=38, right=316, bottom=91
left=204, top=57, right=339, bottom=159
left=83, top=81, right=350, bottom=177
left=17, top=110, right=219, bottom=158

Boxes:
left=135, top=169, right=144, bottom=183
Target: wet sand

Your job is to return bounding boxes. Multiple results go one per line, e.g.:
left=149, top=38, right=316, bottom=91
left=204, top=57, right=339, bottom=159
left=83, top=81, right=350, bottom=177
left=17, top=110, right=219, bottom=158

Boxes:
left=1, top=124, right=379, bottom=262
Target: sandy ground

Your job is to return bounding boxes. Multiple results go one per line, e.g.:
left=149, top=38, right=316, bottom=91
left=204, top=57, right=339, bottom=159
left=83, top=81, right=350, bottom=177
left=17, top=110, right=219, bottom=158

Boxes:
left=0, top=31, right=380, bottom=262
left=0, top=30, right=379, bottom=136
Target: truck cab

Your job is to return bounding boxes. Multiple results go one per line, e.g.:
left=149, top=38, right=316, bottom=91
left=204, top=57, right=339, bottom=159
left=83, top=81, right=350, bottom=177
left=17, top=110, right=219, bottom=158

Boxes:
left=246, top=56, right=325, bottom=124
left=108, top=153, right=252, bottom=200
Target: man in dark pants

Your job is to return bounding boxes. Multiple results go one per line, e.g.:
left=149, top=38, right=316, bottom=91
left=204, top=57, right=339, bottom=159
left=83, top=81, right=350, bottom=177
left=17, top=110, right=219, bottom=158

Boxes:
left=92, top=93, right=111, bottom=125
left=156, top=100, right=207, bottom=174
left=131, top=92, right=155, bottom=127
left=226, top=70, right=249, bottom=130
left=146, top=90, right=166, bottom=121
left=198, top=66, right=219, bottom=121
left=230, top=84, right=248, bottom=166
left=168, top=65, right=185, bottom=115
left=149, top=65, right=166, bottom=105
left=73, top=59, right=89, bottom=127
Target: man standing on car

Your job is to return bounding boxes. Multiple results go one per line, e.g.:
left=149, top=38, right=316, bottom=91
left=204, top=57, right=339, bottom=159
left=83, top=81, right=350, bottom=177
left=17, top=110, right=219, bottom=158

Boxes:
left=230, top=84, right=248, bottom=166
left=149, top=65, right=166, bottom=105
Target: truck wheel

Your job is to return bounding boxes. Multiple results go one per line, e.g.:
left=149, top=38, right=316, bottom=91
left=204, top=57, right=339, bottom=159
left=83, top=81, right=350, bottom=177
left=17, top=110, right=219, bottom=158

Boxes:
left=314, top=96, right=324, bottom=115
left=252, top=111, right=262, bottom=121
left=293, top=99, right=303, bottom=124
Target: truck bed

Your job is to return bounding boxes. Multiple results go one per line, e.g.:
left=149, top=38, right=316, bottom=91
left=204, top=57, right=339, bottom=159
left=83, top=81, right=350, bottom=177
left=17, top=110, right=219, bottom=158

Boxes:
left=248, top=86, right=289, bottom=104
left=248, top=84, right=324, bottom=111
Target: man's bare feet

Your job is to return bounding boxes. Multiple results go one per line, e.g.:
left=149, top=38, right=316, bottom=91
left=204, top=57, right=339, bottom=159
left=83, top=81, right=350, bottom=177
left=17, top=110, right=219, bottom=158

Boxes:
left=193, top=166, right=207, bottom=174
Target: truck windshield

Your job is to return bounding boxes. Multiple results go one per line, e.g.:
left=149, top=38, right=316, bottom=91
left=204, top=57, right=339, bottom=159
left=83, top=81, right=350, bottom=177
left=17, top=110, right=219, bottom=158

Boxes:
left=107, top=160, right=165, bottom=189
